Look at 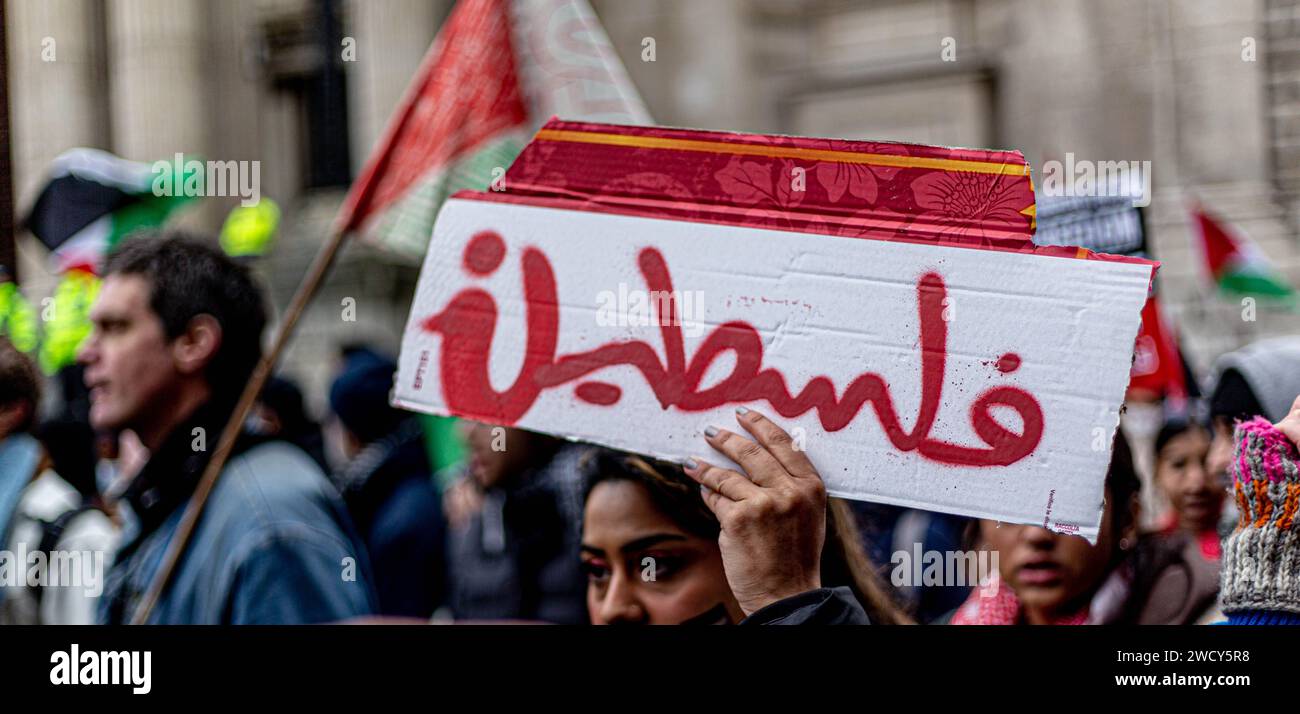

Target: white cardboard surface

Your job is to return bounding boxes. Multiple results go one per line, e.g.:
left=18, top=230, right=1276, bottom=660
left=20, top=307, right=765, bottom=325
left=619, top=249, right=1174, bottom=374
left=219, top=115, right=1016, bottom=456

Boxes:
left=394, top=197, right=1155, bottom=541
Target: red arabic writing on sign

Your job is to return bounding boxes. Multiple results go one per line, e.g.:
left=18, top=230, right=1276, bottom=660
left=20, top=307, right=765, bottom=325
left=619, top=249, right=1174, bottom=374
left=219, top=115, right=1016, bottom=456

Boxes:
left=421, top=230, right=1045, bottom=467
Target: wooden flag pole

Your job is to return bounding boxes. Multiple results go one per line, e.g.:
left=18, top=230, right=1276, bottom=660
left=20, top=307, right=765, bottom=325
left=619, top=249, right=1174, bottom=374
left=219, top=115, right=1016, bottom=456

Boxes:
left=129, top=223, right=351, bottom=625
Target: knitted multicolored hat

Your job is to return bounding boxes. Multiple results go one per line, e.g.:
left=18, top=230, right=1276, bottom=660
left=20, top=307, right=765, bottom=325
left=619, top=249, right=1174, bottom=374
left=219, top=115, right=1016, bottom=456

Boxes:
left=1219, top=417, right=1300, bottom=614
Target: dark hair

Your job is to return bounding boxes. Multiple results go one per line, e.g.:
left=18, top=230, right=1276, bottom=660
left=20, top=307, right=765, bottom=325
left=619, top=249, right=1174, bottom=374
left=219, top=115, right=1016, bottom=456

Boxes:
left=581, top=449, right=719, bottom=540
left=104, top=231, right=267, bottom=398
left=1153, top=418, right=1209, bottom=462
left=34, top=417, right=98, bottom=499
left=1106, top=428, right=1141, bottom=546
left=579, top=448, right=912, bottom=624
left=0, top=337, right=40, bottom=433
left=328, top=347, right=406, bottom=445
left=1209, top=368, right=1264, bottom=424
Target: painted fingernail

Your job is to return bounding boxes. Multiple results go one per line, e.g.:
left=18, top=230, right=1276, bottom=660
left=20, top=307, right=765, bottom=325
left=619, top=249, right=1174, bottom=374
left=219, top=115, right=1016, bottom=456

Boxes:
left=700, top=484, right=711, bottom=496
left=736, top=406, right=750, bottom=416
left=684, top=458, right=699, bottom=470
left=704, top=426, right=719, bottom=438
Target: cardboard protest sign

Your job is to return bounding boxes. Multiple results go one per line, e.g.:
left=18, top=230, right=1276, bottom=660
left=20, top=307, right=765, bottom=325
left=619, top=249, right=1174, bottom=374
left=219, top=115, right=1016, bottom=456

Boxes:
left=1035, top=194, right=1188, bottom=402
left=394, top=119, right=1157, bottom=541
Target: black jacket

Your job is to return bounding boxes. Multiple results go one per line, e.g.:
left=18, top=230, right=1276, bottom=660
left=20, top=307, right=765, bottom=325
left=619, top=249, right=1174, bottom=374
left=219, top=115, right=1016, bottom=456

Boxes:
left=740, top=587, right=869, bottom=625
left=446, top=446, right=588, bottom=624
left=335, top=419, right=446, bottom=619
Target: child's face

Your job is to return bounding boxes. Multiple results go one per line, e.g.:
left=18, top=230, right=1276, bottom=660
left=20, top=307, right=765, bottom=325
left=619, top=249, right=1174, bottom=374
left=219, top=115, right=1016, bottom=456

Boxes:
left=1155, top=426, right=1222, bottom=533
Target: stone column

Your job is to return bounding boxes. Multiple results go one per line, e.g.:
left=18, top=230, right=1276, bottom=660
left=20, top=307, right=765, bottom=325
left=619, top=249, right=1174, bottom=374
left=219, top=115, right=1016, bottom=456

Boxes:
left=7, top=0, right=107, bottom=291
left=344, top=0, right=446, bottom=171
left=105, top=0, right=209, bottom=162
left=7, top=0, right=106, bottom=207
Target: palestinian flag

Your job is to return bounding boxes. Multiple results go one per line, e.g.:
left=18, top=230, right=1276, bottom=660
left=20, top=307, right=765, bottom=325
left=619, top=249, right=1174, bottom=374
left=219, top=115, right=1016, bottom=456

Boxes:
left=336, top=0, right=650, bottom=257
left=23, top=148, right=197, bottom=274
left=1192, top=206, right=1295, bottom=302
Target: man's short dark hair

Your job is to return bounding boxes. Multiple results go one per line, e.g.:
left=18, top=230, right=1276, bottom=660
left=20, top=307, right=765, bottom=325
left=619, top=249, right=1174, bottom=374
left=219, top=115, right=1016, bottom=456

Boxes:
left=0, top=337, right=40, bottom=433
left=104, top=231, right=267, bottom=398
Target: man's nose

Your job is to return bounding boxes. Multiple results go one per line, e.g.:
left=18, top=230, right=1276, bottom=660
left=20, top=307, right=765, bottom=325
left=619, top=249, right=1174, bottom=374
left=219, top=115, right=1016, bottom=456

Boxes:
left=76, top=334, right=98, bottom=366
left=598, top=572, right=647, bottom=625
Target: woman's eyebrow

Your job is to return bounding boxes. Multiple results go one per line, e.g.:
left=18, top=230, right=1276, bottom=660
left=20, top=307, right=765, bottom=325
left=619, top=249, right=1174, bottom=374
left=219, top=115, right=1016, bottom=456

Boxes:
left=581, top=533, right=689, bottom=557
left=621, top=533, right=688, bottom=552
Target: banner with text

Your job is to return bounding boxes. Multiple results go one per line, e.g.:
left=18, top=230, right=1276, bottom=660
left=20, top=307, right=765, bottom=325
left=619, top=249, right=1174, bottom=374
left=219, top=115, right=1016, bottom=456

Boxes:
left=393, top=120, right=1157, bottom=541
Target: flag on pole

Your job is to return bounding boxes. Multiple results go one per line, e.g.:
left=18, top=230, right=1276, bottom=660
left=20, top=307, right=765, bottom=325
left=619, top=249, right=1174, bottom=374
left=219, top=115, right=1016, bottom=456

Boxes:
left=1191, top=205, right=1295, bottom=302
left=335, top=0, right=650, bottom=258
left=22, top=148, right=197, bottom=274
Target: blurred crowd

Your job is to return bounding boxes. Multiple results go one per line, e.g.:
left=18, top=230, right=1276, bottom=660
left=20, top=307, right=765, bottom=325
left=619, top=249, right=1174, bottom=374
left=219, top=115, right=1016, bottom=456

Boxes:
left=1, top=229, right=1298, bottom=626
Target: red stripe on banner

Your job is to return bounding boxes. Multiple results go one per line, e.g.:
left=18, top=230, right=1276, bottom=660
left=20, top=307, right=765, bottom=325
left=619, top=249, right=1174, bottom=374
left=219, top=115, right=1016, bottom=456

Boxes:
left=533, top=119, right=1033, bottom=167
left=496, top=121, right=1040, bottom=244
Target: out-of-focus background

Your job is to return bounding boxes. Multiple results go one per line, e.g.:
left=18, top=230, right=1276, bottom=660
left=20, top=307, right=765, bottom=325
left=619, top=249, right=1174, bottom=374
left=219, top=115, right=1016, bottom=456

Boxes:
left=4, top=0, right=1298, bottom=415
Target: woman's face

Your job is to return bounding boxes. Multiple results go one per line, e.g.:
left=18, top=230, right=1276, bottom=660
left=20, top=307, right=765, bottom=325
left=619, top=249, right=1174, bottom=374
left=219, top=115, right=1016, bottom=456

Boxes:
left=581, top=479, right=743, bottom=625
left=979, top=487, right=1135, bottom=624
left=1155, top=426, right=1222, bottom=533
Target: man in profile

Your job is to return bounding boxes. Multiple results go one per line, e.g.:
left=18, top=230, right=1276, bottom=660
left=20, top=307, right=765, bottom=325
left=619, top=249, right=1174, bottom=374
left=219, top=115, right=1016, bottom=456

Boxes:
left=81, top=232, right=375, bottom=623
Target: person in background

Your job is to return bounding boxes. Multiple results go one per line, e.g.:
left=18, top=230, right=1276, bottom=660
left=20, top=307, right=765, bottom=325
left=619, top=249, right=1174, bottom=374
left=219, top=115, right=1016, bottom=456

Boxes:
left=1218, top=394, right=1300, bottom=624
left=1205, top=336, right=1300, bottom=497
left=42, top=364, right=99, bottom=495
left=444, top=422, right=587, bottom=623
left=1151, top=416, right=1222, bottom=561
left=840, top=501, right=976, bottom=623
left=253, top=376, right=328, bottom=472
left=328, top=346, right=446, bottom=619
left=0, top=338, right=118, bottom=624
left=580, top=442, right=909, bottom=624
left=82, top=232, right=375, bottom=624
left=951, top=431, right=1218, bottom=624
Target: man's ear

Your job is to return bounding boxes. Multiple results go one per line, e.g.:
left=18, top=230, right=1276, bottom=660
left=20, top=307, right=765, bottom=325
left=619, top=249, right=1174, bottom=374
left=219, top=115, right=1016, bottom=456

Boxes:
left=173, top=314, right=223, bottom=376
